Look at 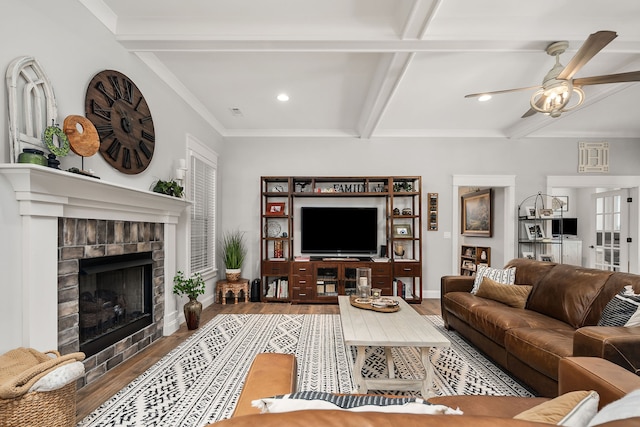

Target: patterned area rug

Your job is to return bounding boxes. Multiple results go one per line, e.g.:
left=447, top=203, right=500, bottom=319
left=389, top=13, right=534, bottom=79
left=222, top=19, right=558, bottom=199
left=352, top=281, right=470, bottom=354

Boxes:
left=78, top=314, right=533, bottom=427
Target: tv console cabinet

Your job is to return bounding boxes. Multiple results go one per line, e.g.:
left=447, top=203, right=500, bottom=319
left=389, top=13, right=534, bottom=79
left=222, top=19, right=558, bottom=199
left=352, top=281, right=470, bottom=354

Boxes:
left=260, top=176, right=422, bottom=304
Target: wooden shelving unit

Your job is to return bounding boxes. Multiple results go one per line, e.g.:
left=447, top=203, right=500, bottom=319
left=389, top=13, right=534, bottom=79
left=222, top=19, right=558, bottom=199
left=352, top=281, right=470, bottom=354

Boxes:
left=260, top=176, right=422, bottom=303
left=460, top=245, right=491, bottom=276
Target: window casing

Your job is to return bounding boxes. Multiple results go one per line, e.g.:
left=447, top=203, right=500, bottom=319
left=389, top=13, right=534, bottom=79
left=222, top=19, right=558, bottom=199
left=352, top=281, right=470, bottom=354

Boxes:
left=188, top=140, right=217, bottom=275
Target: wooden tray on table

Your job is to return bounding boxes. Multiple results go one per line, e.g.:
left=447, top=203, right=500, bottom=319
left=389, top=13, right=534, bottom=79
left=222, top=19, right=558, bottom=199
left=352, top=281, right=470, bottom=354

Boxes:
left=349, top=295, right=400, bottom=313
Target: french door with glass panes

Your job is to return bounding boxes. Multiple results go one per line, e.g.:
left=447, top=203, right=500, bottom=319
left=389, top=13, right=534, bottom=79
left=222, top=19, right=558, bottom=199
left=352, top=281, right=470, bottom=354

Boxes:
left=589, top=189, right=629, bottom=272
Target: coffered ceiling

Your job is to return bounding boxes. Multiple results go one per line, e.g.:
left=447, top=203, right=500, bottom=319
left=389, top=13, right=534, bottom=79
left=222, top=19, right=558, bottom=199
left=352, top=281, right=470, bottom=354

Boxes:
left=80, top=0, right=640, bottom=139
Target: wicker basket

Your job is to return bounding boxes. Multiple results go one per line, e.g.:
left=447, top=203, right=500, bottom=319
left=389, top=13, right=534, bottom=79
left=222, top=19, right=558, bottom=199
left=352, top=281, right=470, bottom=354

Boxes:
left=0, top=381, right=77, bottom=427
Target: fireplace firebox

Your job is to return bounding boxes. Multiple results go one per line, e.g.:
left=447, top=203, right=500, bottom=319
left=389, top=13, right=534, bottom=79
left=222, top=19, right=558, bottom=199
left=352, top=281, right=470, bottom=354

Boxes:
left=78, top=252, right=153, bottom=357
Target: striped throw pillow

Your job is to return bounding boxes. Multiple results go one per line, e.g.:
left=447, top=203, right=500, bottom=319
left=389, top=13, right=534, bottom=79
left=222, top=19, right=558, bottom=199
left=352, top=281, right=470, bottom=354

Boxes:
left=598, top=287, right=640, bottom=327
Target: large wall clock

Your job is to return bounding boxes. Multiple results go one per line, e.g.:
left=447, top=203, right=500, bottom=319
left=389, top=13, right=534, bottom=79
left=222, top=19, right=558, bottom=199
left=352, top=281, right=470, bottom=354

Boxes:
left=85, top=70, right=155, bottom=174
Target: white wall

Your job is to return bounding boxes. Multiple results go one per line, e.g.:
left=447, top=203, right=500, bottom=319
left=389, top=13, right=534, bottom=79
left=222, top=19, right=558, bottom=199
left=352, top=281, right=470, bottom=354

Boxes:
left=0, top=0, right=224, bottom=349
left=220, top=137, right=640, bottom=297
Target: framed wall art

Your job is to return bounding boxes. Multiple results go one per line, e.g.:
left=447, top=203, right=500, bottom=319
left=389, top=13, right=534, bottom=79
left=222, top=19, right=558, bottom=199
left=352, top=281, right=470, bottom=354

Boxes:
left=461, top=188, right=492, bottom=237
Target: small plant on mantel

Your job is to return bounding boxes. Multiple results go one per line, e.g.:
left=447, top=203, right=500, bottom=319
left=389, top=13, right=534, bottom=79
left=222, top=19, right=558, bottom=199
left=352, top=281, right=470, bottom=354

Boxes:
left=152, top=179, right=184, bottom=198
left=173, top=271, right=205, bottom=330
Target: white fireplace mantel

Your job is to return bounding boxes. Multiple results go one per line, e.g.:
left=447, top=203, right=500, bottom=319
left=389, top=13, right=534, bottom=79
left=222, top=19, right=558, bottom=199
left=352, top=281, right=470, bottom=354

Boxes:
left=0, top=164, right=190, bottom=353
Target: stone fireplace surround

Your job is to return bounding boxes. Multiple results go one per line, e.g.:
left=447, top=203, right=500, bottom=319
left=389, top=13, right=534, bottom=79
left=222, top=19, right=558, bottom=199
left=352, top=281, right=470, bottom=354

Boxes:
left=59, top=218, right=164, bottom=384
left=0, top=165, right=189, bottom=386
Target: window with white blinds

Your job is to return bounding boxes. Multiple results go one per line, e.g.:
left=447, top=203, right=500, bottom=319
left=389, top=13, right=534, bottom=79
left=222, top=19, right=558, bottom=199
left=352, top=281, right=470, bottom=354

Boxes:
left=189, top=150, right=217, bottom=274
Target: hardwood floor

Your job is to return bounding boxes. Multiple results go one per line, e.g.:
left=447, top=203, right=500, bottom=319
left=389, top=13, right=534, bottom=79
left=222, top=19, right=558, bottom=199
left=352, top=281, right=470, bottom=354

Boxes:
left=76, top=299, right=441, bottom=422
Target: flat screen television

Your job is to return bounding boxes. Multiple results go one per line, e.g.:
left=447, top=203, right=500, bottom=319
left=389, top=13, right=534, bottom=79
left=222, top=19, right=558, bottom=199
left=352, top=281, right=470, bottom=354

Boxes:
left=552, top=218, right=578, bottom=236
left=301, top=207, right=378, bottom=255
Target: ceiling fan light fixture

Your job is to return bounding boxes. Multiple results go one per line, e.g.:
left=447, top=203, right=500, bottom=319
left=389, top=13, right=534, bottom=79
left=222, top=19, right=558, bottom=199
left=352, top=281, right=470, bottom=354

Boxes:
left=478, top=94, right=492, bottom=102
left=530, top=80, right=584, bottom=118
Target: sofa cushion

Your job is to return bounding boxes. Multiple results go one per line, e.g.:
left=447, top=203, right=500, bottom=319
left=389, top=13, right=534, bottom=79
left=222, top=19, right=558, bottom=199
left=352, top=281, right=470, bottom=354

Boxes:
left=475, top=277, right=533, bottom=309
left=598, top=287, right=640, bottom=327
left=506, top=328, right=575, bottom=380
left=465, top=304, right=569, bottom=347
left=526, top=264, right=613, bottom=329
left=471, top=265, right=516, bottom=294
left=252, top=391, right=463, bottom=415
left=513, top=390, right=599, bottom=426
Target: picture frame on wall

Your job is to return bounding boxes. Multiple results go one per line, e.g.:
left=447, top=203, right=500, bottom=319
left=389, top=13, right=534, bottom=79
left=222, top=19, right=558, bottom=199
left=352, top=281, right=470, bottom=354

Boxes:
left=266, top=202, right=286, bottom=216
left=461, top=188, right=492, bottom=237
left=393, top=224, right=413, bottom=237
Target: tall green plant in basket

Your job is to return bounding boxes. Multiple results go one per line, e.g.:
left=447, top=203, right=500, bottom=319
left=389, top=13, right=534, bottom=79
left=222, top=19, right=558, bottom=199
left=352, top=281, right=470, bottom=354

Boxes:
left=222, top=230, right=247, bottom=282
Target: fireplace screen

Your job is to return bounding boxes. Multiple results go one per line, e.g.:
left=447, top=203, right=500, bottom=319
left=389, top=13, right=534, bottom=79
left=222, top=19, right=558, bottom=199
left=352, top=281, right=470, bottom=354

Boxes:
left=79, top=252, right=153, bottom=356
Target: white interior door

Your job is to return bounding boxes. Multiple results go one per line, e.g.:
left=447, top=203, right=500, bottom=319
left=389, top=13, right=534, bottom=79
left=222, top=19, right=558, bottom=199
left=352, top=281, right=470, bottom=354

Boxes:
left=589, top=189, right=630, bottom=272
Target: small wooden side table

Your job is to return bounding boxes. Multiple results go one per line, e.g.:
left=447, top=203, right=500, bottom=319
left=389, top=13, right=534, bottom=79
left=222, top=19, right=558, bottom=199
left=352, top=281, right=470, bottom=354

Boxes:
left=216, top=278, right=250, bottom=304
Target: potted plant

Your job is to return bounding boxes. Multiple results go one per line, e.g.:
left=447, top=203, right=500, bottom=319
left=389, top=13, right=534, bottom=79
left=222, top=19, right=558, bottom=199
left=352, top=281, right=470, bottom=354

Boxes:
left=173, top=271, right=205, bottom=330
left=152, top=179, right=184, bottom=198
left=221, top=230, right=247, bottom=282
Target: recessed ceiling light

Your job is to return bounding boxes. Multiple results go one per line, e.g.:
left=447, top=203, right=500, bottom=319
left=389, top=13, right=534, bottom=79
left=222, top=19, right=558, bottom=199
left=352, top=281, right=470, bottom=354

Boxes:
left=277, top=93, right=289, bottom=102
left=478, top=94, right=492, bottom=102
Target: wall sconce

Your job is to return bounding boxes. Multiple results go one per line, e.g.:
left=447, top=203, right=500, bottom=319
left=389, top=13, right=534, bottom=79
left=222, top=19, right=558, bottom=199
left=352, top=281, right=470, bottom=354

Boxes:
left=175, top=158, right=187, bottom=182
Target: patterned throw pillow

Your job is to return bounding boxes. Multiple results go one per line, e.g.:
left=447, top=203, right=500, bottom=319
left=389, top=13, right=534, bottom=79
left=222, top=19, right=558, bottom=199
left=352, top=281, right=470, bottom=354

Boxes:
left=252, top=391, right=463, bottom=415
left=598, top=287, right=640, bottom=327
left=470, top=265, right=516, bottom=294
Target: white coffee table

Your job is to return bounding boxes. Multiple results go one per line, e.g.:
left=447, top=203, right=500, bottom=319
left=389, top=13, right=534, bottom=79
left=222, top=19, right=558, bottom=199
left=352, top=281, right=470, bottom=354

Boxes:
left=338, top=295, right=450, bottom=398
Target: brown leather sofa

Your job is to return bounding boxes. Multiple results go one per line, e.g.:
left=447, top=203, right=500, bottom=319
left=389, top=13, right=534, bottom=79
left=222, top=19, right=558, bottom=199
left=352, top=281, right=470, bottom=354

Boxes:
left=209, top=353, right=640, bottom=426
left=441, top=258, right=640, bottom=397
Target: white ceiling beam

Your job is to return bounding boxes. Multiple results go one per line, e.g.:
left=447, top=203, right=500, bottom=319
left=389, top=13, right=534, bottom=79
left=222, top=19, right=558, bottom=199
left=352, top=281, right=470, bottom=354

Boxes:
left=357, top=0, right=441, bottom=139
left=134, top=52, right=227, bottom=138
left=116, top=38, right=640, bottom=53
left=357, top=53, right=414, bottom=139
left=401, top=0, right=443, bottom=40
left=79, top=0, right=118, bottom=34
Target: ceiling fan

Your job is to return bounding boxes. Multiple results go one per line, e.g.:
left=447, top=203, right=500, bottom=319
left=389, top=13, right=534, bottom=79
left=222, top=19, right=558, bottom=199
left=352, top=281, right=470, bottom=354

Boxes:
left=465, top=31, right=640, bottom=118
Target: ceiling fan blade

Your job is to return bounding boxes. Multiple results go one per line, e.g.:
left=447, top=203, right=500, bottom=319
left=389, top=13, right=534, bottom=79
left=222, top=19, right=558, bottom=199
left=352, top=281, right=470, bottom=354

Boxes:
left=465, top=85, right=540, bottom=98
left=557, top=30, right=617, bottom=80
left=521, top=108, right=538, bottom=118
left=574, top=71, right=640, bottom=86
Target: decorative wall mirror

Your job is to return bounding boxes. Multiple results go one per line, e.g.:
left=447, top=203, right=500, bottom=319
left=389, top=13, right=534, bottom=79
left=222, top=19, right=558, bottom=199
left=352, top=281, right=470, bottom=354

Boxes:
left=6, top=55, right=57, bottom=163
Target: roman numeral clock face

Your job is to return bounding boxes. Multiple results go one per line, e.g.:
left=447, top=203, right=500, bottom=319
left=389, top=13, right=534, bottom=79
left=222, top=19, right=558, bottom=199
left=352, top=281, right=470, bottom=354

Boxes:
left=85, top=70, right=155, bottom=174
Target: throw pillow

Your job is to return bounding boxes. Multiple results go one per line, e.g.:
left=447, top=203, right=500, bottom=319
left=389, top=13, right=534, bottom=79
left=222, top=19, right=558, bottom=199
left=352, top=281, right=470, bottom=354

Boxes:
left=470, top=265, right=516, bottom=294
left=475, top=277, right=532, bottom=309
left=587, top=388, right=640, bottom=427
left=252, top=391, right=463, bottom=415
left=513, top=390, right=599, bottom=426
left=597, top=286, right=640, bottom=327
